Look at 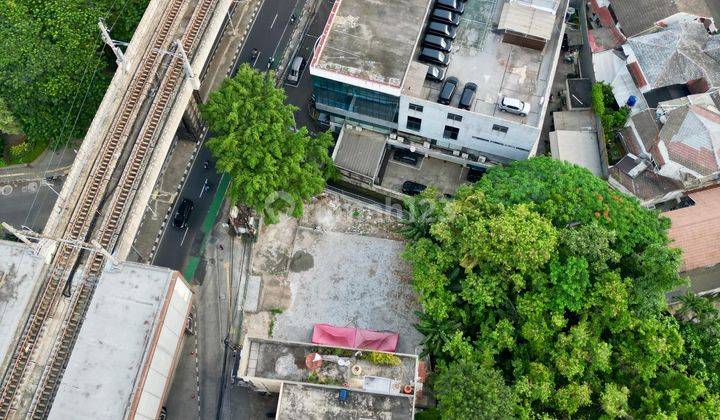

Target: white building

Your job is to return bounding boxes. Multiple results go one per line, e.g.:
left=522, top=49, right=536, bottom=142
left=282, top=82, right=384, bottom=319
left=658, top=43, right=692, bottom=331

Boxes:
left=310, top=0, right=568, bottom=167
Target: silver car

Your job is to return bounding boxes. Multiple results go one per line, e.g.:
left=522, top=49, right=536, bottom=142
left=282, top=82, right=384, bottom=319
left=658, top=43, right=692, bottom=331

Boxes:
left=498, top=96, right=531, bottom=116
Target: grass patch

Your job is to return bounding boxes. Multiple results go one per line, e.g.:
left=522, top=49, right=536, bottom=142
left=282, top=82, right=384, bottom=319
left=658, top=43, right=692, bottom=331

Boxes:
left=6, top=140, right=47, bottom=165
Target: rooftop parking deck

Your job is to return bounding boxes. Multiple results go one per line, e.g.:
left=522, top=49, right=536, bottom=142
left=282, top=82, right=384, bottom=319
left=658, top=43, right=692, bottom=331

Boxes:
left=402, top=0, right=567, bottom=127
left=310, top=0, right=431, bottom=94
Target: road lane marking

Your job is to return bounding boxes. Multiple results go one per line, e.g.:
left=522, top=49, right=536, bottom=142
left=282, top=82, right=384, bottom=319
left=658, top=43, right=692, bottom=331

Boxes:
left=252, top=52, right=261, bottom=68
left=270, top=13, right=278, bottom=29
left=181, top=227, right=189, bottom=246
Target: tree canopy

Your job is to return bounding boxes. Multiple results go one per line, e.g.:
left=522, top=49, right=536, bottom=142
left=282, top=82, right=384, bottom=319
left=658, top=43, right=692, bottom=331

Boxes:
left=0, top=0, right=148, bottom=147
left=403, top=157, right=719, bottom=418
left=201, top=64, right=335, bottom=222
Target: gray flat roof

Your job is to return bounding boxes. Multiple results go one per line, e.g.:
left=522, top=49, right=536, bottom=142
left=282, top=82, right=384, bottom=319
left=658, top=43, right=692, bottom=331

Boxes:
left=403, top=0, right=567, bottom=126
left=49, top=263, right=183, bottom=420
left=0, top=241, right=46, bottom=369
left=277, top=382, right=414, bottom=419
left=310, top=0, right=431, bottom=93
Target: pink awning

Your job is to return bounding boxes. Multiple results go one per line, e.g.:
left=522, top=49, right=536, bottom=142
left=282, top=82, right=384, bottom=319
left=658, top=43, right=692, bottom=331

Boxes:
left=311, top=324, right=399, bottom=352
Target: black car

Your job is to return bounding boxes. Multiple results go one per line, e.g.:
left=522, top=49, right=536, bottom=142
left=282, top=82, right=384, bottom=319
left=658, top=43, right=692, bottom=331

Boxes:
left=422, top=34, right=452, bottom=52
left=466, top=166, right=487, bottom=182
left=393, top=149, right=421, bottom=165
left=426, top=21, right=457, bottom=40
left=173, top=198, right=194, bottom=229
left=438, top=76, right=459, bottom=105
left=402, top=181, right=427, bottom=196
left=426, top=65, right=446, bottom=82
left=418, top=47, right=450, bottom=66
left=435, top=0, right=465, bottom=14
left=430, top=8, right=461, bottom=26
left=458, top=82, right=477, bottom=110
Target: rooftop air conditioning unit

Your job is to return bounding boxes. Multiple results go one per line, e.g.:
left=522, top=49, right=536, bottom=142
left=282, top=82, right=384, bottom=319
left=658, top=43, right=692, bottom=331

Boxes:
left=397, top=136, right=405, bottom=143
left=461, top=153, right=469, bottom=159
left=390, top=133, right=397, bottom=139
left=423, top=141, right=431, bottom=148
left=346, top=124, right=354, bottom=130
left=356, top=126, right=363, bottom=132
left=628, top=161, right=648, bottom=179
left=477, top=155, right=487, bottom=163
left=453, top=150, right=461, bottom=156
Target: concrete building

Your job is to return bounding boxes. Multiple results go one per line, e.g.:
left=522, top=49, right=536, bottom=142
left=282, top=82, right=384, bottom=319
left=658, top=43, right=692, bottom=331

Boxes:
left=549, top=111, right=602, bottom=176
left=237, top=337, right=419, bottom=419
left=311, top=0, right=568, bottom=171
left=49, top=263, right=193, bottom=420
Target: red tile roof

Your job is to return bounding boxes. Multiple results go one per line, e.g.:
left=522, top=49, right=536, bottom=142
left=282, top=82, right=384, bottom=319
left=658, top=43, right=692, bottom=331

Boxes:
left=666, top=187, right=720, bottom=271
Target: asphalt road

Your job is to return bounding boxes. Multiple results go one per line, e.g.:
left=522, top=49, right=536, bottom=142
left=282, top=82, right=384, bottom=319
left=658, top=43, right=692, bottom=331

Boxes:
left=0, top=178, right=64, bottom=233
left=154, top=0, right=300, bottom=272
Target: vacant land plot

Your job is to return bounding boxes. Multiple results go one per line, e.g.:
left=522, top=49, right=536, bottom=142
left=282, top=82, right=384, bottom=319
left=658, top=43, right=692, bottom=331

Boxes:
left=243, top=192, right=424, bottom=354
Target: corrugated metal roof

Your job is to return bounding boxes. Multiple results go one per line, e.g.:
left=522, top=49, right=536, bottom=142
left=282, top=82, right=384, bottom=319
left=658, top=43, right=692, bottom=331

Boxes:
left=332, top=126, right=387, bottom=180
left=498, top=1, right=555, bottom=40
left=610, top=0, right=715, bottom=37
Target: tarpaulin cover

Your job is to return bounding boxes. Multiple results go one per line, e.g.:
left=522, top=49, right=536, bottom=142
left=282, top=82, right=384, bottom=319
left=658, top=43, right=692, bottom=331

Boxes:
left=311, top=324, right=355, bottom=348
left=311, top=324, right=399, bottom=352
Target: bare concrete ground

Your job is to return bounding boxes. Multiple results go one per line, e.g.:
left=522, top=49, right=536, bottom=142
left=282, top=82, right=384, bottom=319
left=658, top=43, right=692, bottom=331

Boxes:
left=243, top=192, right=424, bottom=355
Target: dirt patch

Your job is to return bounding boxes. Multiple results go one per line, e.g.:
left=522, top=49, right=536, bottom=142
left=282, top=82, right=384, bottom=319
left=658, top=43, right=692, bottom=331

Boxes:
left=289, top=250, right=314, bottom=272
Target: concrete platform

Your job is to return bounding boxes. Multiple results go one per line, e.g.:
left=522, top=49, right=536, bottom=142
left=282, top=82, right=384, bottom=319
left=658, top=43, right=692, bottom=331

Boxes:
left=0, top=241, right=48, bottom=371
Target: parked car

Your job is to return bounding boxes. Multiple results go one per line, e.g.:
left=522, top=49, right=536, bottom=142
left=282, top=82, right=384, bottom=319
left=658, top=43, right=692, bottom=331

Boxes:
left=458, top=82, right=477, bottom=110
left=418, top=47, right=450, bottom=66
left=438, top=76, right=459, bottom=105
left=402, top=181, right=427, bottom=196
left=393, top=149, right=421, bottom=165
left=426, top=65, right=446, bottom=82
left=286, top=56, right=304, bottom=83
left=435, top=0, right=465, bottom=14
left=466, top=166, right=487, bottom=182
left=173, top=198, right=194, bottom=229
left=430, top=8, right=461, bottom=26
left=422, top=34, right=452, bottom=52
left=498, top=96, right=531, bottom=116
left=426, top=21, right=457, bottom=39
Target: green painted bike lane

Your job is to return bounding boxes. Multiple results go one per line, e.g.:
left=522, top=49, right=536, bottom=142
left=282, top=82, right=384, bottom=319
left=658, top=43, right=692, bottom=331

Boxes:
left=182, top=173, right=230, bottom=281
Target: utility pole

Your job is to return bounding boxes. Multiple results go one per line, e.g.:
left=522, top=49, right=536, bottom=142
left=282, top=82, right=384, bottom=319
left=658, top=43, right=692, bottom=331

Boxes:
left=98, top=19, right=128, bottom=71
left=175, top=40, right=201, bottom=90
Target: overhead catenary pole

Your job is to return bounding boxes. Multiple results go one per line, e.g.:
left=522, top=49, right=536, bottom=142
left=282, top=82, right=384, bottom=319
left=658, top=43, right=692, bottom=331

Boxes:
left=175, top=40, right=201, bottom=90
left=98, top=19, right=128, bottom=71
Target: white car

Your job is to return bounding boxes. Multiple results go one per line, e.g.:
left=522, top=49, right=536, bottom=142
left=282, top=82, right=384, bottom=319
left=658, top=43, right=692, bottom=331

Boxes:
left=498, top=96, right=531, bottom=116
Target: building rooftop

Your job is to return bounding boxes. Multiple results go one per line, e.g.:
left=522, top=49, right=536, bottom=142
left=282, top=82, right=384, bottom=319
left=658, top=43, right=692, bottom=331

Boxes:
left=0, top=240, right=47, bottom=370
left=50, top=263, right=192, bottom=420
left=625, top=21, right=720, bottom=91
left=332, top=125, right=387, bottom=181
left=609, top=153, right=684, bottom=202
left=610, top=0, right=718, bottom=38
left=666, top=186, right=720, bottom=271
left=310, top=0, right=431, bottom=95
left=593, top=49, right=649, bottom=114
left=276, top=382, right=414, bottom=419
left=239, top=338, right=418, bottom=393
left=549, top=130, right=602, bottom=176
left=401, top=0, right=566, bottom=127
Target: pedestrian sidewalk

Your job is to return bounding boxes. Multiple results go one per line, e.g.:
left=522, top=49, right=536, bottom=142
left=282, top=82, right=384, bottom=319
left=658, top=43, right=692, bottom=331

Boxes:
left=0, top=141, right=79, bottom=184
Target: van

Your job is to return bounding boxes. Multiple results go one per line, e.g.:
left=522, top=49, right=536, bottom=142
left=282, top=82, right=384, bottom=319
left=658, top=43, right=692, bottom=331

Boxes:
left=430, top=8, right=460, bottom=26
left=422, top=34, right=452, bottom=52
left=418, top=48, right=450, bottom=66
left=435, top=0, right=465, bottom=14
left=438, top=76, right=459, bottom=105
left=426, top=21, right=457, bottom=39
left=286, top=56, right=304, bottom=83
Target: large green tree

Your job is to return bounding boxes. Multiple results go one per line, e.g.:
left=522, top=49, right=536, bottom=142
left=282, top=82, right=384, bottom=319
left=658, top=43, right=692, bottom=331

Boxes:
left=404, top=158, right=719, bottom=417
left=201, top=64, right=335, bottom=222
left=0, top=0, right=148, bottom=147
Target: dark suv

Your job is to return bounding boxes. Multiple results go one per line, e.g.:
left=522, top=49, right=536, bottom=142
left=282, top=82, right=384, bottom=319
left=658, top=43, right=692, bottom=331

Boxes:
left=402, top=181, right=427, bottom=196
left=438, top=76, right=459, bottom=105
left=393, top=149, right=421, bottom=165
left=459, top=82, right=477, bottom=110
left=173, top=198, right=194, bottom=229
left=435, top=0, right=465, bottom=14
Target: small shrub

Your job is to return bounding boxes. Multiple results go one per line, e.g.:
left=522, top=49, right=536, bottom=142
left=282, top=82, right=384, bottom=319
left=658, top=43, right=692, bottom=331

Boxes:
left=268, top=319, right=275, bottom=337
left=363, top=351, right=402, bottom=366
left=10, top=142, right=29, bottom=161
left=270, top=308, right=283, bottom=315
